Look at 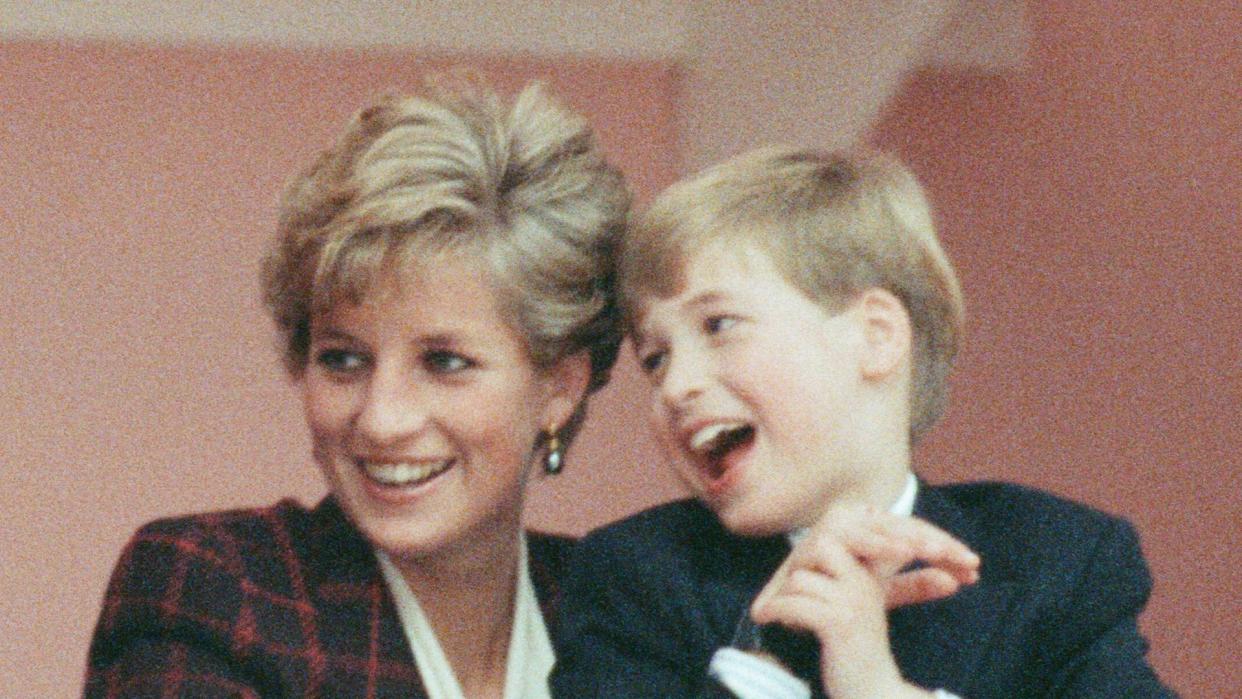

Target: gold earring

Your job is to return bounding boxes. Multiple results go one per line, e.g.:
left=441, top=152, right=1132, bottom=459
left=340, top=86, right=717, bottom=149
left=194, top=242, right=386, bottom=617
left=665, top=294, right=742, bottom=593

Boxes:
left=543, top=427, right=564, bottom=475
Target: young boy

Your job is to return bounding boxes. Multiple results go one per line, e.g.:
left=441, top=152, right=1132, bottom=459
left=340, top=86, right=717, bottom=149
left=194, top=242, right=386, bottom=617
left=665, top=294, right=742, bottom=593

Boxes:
left=550, top=148, right=1174, bottom=698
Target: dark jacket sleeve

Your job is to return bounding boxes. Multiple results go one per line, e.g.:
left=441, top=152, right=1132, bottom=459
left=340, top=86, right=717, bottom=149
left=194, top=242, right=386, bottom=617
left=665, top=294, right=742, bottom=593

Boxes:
left=84, top=520, right=266, bottom=698
left=550, top=518, right=718, bottom=698
left=1035, top=517, right=1176, bottom=698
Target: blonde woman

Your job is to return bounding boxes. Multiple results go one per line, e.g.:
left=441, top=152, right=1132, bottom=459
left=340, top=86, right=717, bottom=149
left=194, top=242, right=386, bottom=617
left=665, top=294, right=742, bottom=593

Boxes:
left=85, top=77, right=628, bottom=698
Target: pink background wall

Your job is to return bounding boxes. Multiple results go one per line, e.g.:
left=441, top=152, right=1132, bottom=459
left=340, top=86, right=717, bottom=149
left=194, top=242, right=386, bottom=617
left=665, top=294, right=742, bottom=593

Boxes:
left=869, top=2, right=1240, bottom=695
left=2, top=2, right=1238, bottom=693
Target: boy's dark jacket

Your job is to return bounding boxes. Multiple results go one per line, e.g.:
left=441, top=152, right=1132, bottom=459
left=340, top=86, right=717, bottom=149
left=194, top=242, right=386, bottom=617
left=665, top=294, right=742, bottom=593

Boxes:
left=551, top=481, right=1176, bottom=698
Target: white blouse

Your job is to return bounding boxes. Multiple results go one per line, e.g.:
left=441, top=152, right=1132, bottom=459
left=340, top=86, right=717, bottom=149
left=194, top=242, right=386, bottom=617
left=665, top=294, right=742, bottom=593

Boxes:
left=376, top=534, right=554, bottom=699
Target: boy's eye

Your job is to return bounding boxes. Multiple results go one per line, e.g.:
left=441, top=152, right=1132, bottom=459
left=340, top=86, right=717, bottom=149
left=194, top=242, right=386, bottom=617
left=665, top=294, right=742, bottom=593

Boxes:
left=639, top=349, right=666, bottom=376
left=316, top=348, right=367, bottom=374
left=704, top=315, right=738, bottom=335
left=423, top=350, right=474, bottom=374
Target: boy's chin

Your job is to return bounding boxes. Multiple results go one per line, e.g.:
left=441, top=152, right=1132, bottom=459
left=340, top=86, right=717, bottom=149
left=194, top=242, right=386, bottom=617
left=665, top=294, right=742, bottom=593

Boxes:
left=711, top=498, right=800, bottom=538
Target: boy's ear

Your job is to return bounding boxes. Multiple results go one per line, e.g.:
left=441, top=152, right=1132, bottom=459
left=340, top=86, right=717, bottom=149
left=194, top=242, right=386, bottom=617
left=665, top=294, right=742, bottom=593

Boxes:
left=543, top=351, right=593, bottom=429
left=856, top=288, right=912, bottom=381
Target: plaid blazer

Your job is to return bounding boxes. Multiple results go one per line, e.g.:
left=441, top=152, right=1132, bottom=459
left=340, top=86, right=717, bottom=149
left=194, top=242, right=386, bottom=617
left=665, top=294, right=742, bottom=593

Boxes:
left=84, top=497, right=573, bottom=698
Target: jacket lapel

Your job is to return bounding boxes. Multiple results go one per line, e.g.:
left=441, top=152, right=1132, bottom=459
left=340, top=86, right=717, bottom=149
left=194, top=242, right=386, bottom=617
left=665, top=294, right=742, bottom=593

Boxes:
left=306, top=498, right=427, bottom=698
left=703, top=505, right=791, bottom=646
left=891, top=484, right=1017, bottom=692
left=527, top=531, right=574, bottom=638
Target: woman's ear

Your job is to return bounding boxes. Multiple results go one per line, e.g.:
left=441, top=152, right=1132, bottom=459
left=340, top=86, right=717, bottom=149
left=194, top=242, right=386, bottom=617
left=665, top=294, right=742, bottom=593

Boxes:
left=856, top=288, right=912, bottom=381
left=543, top=351, right=593, bottom=429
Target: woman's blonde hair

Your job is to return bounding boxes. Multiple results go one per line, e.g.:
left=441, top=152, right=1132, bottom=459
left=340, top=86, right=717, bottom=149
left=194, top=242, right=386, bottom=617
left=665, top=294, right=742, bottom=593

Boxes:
left=262, top=75, right=629, bottom=442
left=622, top=147, right=963, bottom=441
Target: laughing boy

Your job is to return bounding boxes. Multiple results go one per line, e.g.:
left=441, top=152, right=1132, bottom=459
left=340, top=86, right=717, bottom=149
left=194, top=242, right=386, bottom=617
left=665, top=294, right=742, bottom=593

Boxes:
left=551, top=148, right=1174, bottom=698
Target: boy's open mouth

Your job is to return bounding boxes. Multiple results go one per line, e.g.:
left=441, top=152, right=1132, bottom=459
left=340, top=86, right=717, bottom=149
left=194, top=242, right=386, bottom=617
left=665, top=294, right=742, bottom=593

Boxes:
left=690, top=422, right=755, bottom=480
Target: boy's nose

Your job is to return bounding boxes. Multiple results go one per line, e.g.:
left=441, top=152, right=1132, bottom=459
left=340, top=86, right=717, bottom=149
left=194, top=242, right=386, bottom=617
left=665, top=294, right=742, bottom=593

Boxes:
left=659, top=349, right=709, bottom=409
left=353, top=372, right=428, bottom=446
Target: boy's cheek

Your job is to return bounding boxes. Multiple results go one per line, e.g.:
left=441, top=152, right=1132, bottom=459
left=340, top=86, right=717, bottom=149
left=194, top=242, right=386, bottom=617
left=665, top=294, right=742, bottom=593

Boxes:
left=649, top=424, right=703, bottom=492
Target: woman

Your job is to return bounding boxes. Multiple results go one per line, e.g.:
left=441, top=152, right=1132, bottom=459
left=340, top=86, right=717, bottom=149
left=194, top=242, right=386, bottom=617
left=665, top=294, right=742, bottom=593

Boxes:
left=84, top=76, right=628, bottom=698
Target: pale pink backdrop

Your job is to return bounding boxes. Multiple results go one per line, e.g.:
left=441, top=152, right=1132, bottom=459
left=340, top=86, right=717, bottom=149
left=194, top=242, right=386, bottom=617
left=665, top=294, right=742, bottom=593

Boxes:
left=2, top=3, right=1239, bottom=693
left=869, top=4, right=1241, bottom=695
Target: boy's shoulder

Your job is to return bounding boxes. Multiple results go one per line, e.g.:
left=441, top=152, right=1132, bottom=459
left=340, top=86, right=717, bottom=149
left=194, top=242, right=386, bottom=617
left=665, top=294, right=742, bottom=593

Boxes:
left=578, top=497, right=732, bottom=556
left=572, top=497, right=786, bottom=584
left=578, top=481, right=1148, bottom=585
left=922, top=480, right=1148, bottom=585
left=929, top=479, right=1118, bottom=529
left=588, top=480, right=1124, bottom=540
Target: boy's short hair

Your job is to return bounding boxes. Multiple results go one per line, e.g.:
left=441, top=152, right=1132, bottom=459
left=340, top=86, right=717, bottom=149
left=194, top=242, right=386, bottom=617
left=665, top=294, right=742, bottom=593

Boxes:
left=620, top=146, right=964, bottom=441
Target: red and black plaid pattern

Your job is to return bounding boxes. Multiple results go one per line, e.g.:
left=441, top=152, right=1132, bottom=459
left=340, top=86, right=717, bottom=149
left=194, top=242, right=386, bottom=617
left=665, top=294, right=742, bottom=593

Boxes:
left=84, top=497, right=572, bottom=698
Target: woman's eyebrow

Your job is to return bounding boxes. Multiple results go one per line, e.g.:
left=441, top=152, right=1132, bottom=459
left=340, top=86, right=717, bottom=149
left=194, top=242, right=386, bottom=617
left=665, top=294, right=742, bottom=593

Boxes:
left=313, top=327, right=357, bottom=343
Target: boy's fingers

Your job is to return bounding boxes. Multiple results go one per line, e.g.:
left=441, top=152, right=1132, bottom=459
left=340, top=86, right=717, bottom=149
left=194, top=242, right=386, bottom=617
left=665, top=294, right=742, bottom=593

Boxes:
left=754, top=536, right=861, bottom=618
left=884, top=568, right=963, bottom=609
left=860, top=515, right=980, bottom=578
left=751, top=558, right=793, bottom=613
left=875, top=515, right=975, bottom=556
left=832, top=527, right=915, bottom=570
left=754, top=592, right=837, bottom=633
left=795, top=527, right=867, bottom=579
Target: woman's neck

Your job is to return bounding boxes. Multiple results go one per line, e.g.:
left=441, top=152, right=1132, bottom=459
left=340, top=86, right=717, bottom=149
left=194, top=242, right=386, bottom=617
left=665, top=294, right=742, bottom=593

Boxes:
left=393, top=529, right=523, bottom=699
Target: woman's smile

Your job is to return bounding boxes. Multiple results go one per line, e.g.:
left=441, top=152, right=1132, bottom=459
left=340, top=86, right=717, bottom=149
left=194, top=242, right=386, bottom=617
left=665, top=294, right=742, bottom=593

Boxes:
left=301, top=257, right=579, bottom=562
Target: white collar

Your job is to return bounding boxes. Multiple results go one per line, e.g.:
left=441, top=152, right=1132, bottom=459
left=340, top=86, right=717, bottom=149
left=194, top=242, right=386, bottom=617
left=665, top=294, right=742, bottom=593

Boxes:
left=789, top=472, right=919, bottom=544
left=375, top=535, right=554, bottom=699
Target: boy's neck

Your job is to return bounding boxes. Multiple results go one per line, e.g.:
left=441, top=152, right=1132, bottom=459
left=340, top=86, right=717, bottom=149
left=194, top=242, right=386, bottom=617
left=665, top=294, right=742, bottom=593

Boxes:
left=856, top=465, right=915, bottom=513
left=853, top=422, right=914, bottom=511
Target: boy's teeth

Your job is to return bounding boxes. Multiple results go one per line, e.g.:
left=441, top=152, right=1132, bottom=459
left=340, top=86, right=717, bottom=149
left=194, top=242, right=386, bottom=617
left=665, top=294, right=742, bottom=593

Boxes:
left=690, top=422, right=748, bottom=453
left=363, top=460, right=451, bottom=486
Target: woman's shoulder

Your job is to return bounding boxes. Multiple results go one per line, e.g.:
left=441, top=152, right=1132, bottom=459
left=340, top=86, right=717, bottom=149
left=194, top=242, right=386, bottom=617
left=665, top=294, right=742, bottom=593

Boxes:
left=110, top=497, right=366, bottom=600
left=127, top=498, right=325, bottom=563
left=133, top=497, right=314, bottom=536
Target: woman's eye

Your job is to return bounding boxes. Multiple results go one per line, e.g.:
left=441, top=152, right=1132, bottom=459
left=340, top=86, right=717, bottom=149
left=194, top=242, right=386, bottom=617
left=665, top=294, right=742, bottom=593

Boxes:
left=704, top=315, right=738, bottom=335
left=424, top=350, right=473, bottom=374
left=316, top=349, right=366, bottom=373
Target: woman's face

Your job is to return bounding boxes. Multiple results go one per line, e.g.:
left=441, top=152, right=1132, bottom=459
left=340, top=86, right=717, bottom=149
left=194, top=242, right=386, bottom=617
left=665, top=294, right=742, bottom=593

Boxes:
left=301, top=256, right=586, bottom=564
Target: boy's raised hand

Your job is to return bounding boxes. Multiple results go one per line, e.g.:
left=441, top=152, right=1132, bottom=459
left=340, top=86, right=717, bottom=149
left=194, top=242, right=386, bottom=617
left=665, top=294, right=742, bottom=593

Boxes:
left=813, top=503, right=980, bottom=608
left=749, top=505, right=979, bottom=698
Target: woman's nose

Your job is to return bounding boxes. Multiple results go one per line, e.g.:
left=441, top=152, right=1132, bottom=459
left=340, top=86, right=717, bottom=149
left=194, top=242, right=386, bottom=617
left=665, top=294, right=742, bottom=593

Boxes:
left=353, top=369, right=427, bottom=446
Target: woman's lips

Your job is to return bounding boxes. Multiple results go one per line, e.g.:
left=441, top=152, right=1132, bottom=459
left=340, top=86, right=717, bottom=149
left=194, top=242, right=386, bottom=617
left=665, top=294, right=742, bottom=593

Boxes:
left=357, top=458, right=455, bottom=502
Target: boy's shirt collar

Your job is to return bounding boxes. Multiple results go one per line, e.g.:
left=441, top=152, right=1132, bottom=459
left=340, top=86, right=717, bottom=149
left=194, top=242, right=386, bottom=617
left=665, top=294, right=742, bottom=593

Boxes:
left=788, top=473, right=918, bottom=545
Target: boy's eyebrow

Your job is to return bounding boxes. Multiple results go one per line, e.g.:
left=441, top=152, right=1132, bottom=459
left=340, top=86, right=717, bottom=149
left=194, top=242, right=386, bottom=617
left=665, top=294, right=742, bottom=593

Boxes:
left=685, top=290, right=731, bottom=308
left=630, top=289, right=734, bottom=343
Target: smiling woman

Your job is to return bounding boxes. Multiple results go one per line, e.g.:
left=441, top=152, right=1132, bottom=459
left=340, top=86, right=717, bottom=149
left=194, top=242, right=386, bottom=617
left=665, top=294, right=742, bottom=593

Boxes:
left=82, top=74, right=628, bottom=698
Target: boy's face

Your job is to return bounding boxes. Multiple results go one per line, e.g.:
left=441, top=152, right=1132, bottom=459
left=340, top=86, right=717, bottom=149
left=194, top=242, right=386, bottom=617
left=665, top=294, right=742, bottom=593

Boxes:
left=632, top=243, right=887, bottom=536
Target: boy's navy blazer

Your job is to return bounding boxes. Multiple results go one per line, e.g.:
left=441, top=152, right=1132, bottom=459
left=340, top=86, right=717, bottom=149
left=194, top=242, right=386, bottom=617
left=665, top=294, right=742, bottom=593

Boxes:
left=552, top=481, right=1176, bottom=698
left=85, top=497, right=573, bottom=698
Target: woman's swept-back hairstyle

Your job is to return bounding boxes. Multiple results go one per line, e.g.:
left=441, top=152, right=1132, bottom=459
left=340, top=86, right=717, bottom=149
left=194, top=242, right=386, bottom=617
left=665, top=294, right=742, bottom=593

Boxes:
left=262, top=75, right=629, bottom=444
left=621, top=146, right=963, bottom=441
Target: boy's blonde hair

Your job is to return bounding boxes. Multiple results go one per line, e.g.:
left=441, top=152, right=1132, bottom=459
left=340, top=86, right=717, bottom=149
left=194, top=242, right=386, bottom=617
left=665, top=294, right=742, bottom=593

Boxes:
left=621, top=146, right=963, bottom=441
